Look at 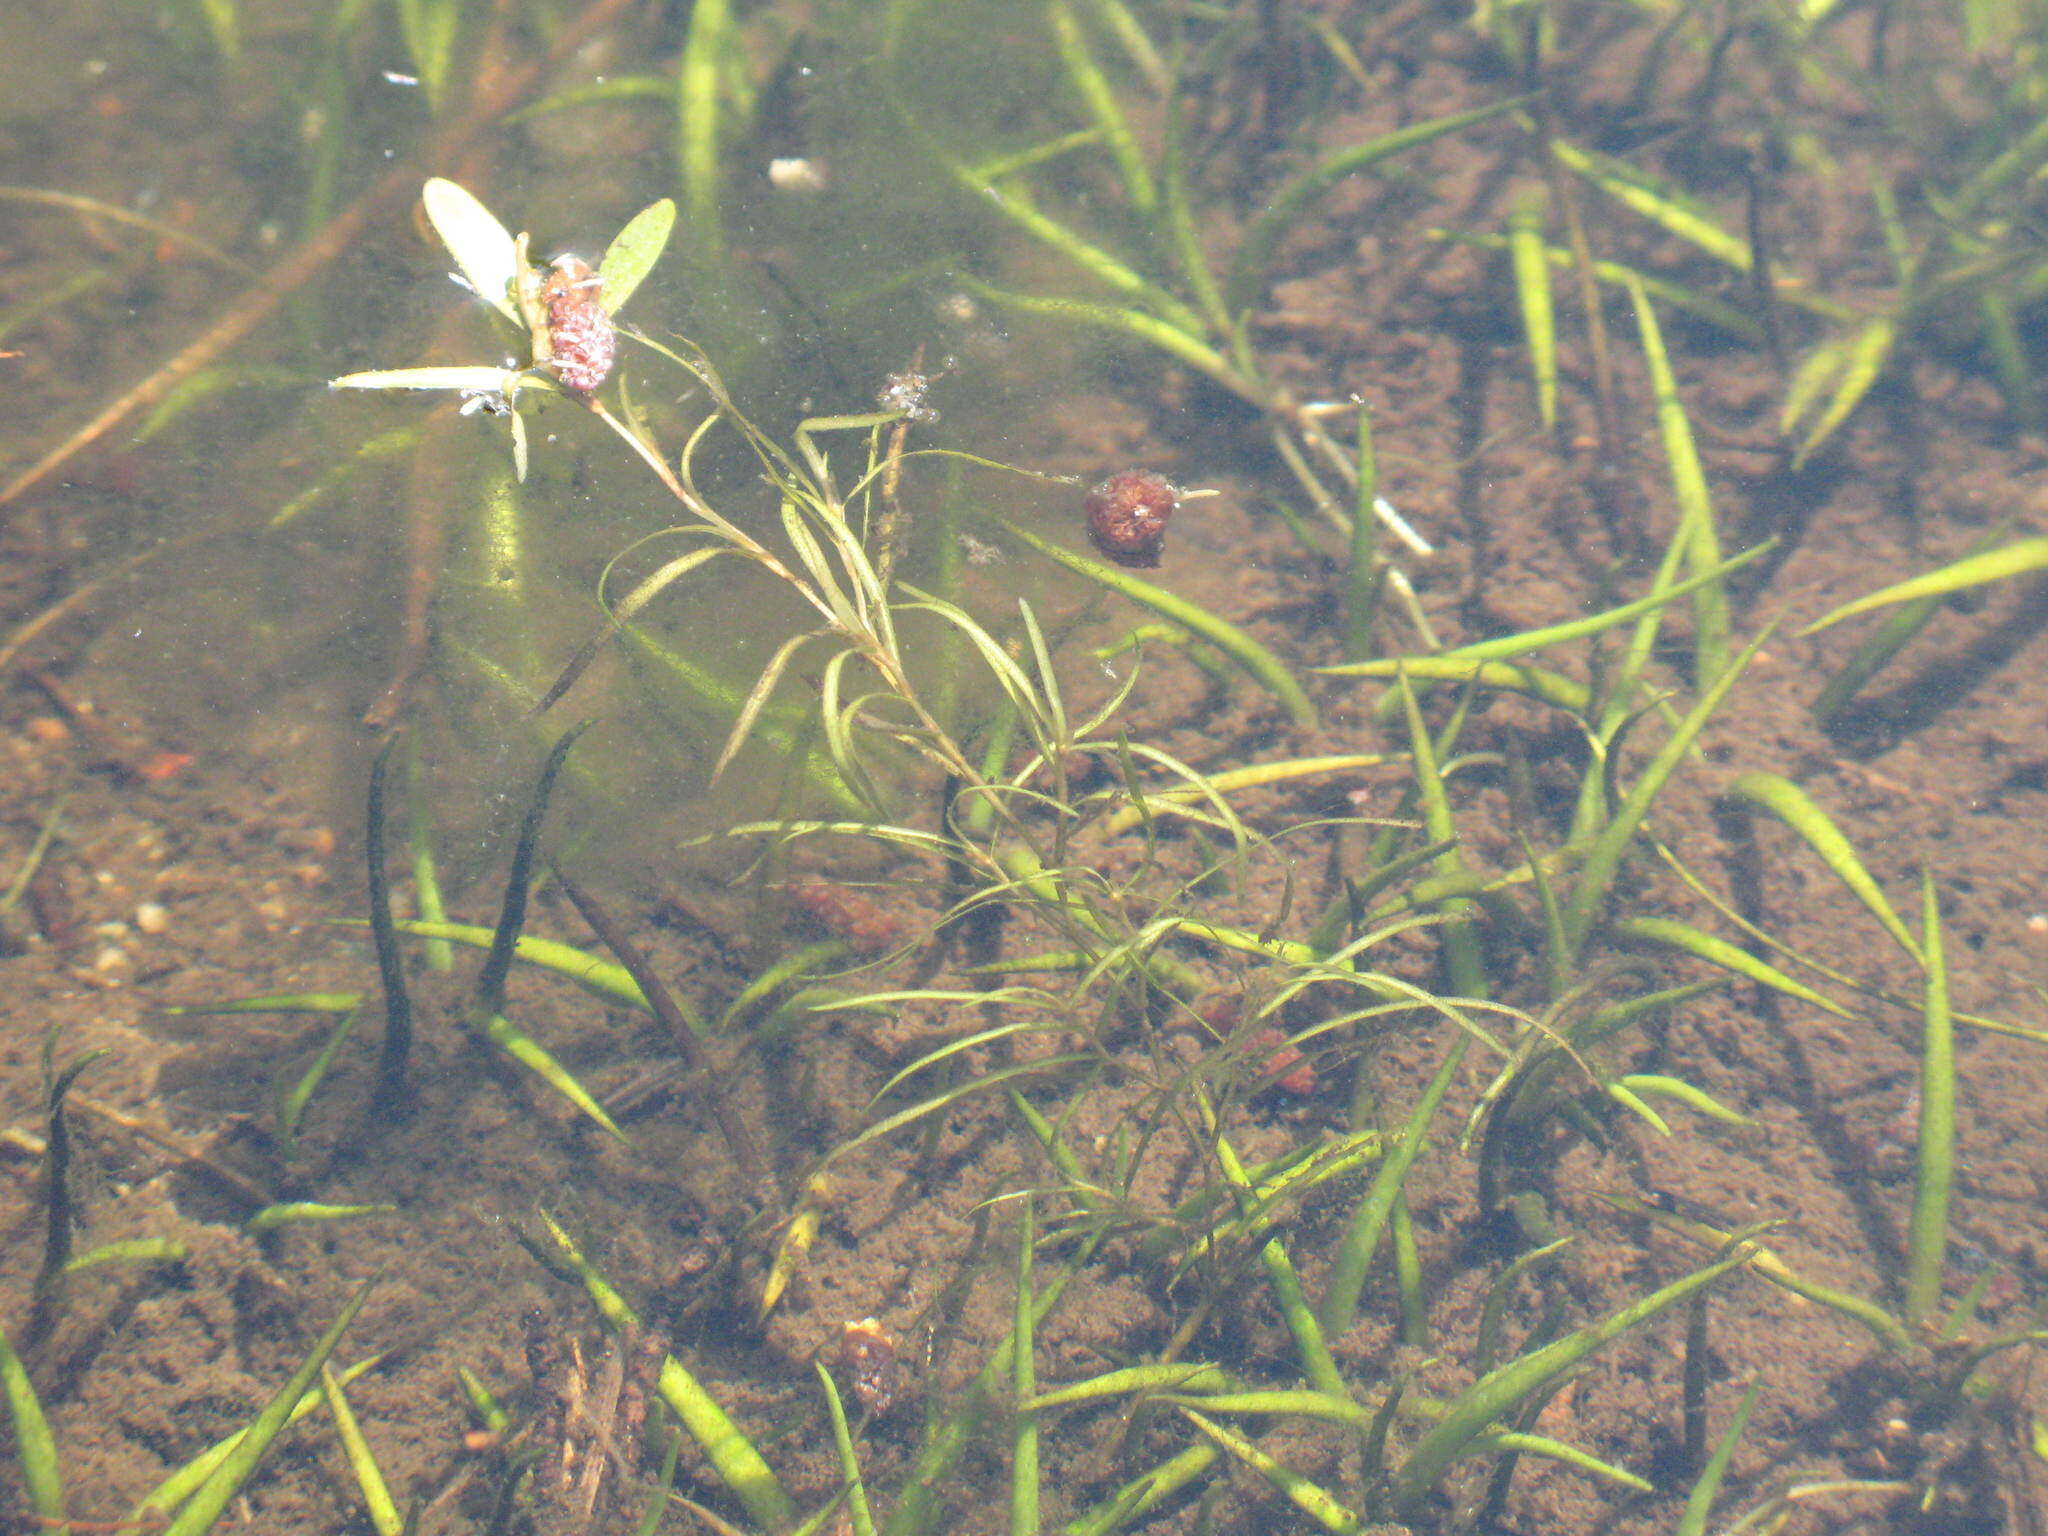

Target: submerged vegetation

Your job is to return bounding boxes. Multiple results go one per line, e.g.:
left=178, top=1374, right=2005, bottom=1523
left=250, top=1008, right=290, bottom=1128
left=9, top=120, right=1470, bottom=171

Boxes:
left=2, top=0, right=2047, bottom=1533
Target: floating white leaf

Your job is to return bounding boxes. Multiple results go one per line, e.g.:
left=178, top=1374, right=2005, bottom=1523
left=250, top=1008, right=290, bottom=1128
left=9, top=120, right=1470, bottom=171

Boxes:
left=329, top=365, right=517, bottom=392
left=421, top=178, right=520, bottom=322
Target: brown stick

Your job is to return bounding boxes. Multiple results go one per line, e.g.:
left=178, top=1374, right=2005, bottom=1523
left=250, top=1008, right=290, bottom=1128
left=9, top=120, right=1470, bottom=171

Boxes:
left=550, top=866, right=781, bottom=1210
left=0, top=0, right=643, bottom=513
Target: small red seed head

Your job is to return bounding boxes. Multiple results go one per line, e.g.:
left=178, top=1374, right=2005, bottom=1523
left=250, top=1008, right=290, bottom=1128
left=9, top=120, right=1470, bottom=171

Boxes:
left=542, top=256, right=615, bottom=395
left=1084, top=469, right=1177, bottom=568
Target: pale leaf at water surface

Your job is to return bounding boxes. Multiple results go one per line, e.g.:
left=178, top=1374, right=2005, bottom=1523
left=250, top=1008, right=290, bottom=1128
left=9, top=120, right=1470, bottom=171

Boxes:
left=421, top=177, right=521, bottom=322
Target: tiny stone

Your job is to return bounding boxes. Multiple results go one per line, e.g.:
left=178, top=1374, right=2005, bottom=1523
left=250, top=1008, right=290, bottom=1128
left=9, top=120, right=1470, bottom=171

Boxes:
left=134, top=902, right=169, bottom=935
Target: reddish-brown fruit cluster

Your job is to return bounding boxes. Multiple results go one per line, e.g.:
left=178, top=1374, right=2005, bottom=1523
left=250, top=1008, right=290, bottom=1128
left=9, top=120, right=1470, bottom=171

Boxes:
left=541, top=256, right=615, bottom=395
left=1084, top=469, right=1177, bottom=568
left=837, top=1318, right=906, bottom=1416
left=1247, top=1026, right=1318, bottom=1096
left=787, top=878, right=903, bottom=955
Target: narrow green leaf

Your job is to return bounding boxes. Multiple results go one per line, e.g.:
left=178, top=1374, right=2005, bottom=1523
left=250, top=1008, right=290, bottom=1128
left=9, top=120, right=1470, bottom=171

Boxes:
left=1720, top=772, right=1918, bottom=959
left=1047, top=0, right=1155, bottom=216
left=600, top=198, right=677, bottom=315
left=63, top=1237, right=188, bottom=1274
left=677, top=0, right=729, bottom=251
left=1321, top=542, right=1771, bottom=673
left=1787, top=316, right=1896, bottom=467
left=246, top=1202, right=398, bottom=1235
left=0, top=1321, right=64, bottom=1527
left=130, top=1356, right=383, bottom=1521
left=1509, top=188, right=1556, bottom=430
left=1179, top=1408, right=1360, bottom=1533
left=321, top=1364, right=404, bottom=1536
left=481, top=1015, right=627, bottom=1142
left=993, top=518, right=1317, bottom=726
left=1390, top=1248, right=1752, bottom=1518
left=1235, top=96, right=1529, bottom=302
left=1676, top=1378, right=1762, bottom=1536
left=1562, top=624, right=1774, bottom=958
left=1612, top=915, right=1854, bottom=1019
left=162, top=1281, right=374, bottom=1536
left=535, top=1212, right=794, bottom=1530
left=1801, top=537, right=2048, bottom=634
left=1552, top=139, right=1752, bottom=271
left=1628, top=275, right=1729, bottom=686
left=1905, top=873, right=1954, bottom=1329
left=1613, top=1073, right=1754, bottom=1128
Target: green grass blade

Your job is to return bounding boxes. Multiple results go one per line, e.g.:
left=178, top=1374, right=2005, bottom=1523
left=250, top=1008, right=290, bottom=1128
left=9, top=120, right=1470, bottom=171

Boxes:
left=1786, top=316, right=1896, bottom=468
left=995, top=517, right=1316, bottom=726
left=1720, top=772, right=1918, bottom=959
left=1905, top=873, right=1954, bottom=1330
left=1600, top=1195, right=1911, bottom=1353
left=1801, top=536, right=2048, bottom=635
left=1628, top=275, right=1729, bottom=686
left=813, top=1364, right=877, bottom=1536
left=1234, top=96, right=1528, bottom=303
left=130, top=1356, right=382, bottom=1522
left=1322, top=1039, right=1467, bottom=1338
left=884, top=1233, right=1104, bottom=1536
left=1321, top=541, right=1771, bottom=673
left=1047, top=0, right=1155, bottom=217
left=535, top=1211, right=794, bottom=1530
left=963, top=280, right=1258, bottom=404
left=321, top=1364, right=403, bottom=1536
left=1509, top=187, right=1556, bottom=431
left=1551, top=139, right=1752, bottom=271
left=1012, top=1199, right=1041, bottom=1536
left=1319, top=655, right=1590, bottom=712
left=62, top=1237, right=188, bottom=1275
left=481, top=1015, right=627, bottom=1142
left=1612, top=1073, right=1754, bottom=1128
left=1561, top=624, right=1774, bottom=959
left=1810, top=522, right=2013, bottom=720
left=162, top=1280, right=374, bottom=1536
left=1179, top=1408, right=1360, bottom=1533
left=372, top=919, right=650, bottom=1011
left=246, top=1202, right=397, bottom=1235
left=1028, top=1363, right=1233, bottom=1412
left=1390, top=1248, right=1751, bottom=1519
left=948, top=183, right=1203, bottom=336
left=1612, top=915, right=1854, bottom=1019
left=1676, top=1378, right=1762, bottom=1536
left=0, top=1320, right=63, bottom=1527
left=1060, top=1443, right=1218, bottom=1536
left=677, top=0, right=729, bottom=252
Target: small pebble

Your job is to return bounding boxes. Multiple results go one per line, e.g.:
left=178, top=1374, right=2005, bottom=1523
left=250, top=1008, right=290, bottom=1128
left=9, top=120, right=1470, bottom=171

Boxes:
left=134, top=901, right=169, bottom=935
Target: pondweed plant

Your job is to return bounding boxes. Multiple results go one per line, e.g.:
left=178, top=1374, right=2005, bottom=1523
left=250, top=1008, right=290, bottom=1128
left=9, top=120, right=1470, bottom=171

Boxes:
left=7, top=9, right=2043, bottom=1535
left=302, top=175, right=1996, bottom=1535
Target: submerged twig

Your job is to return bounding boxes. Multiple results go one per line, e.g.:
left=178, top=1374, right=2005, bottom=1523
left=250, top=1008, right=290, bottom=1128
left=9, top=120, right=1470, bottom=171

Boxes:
left=365, top=736, right=414, bottom=1107
left=552, top=868, right=778, bottom=1207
